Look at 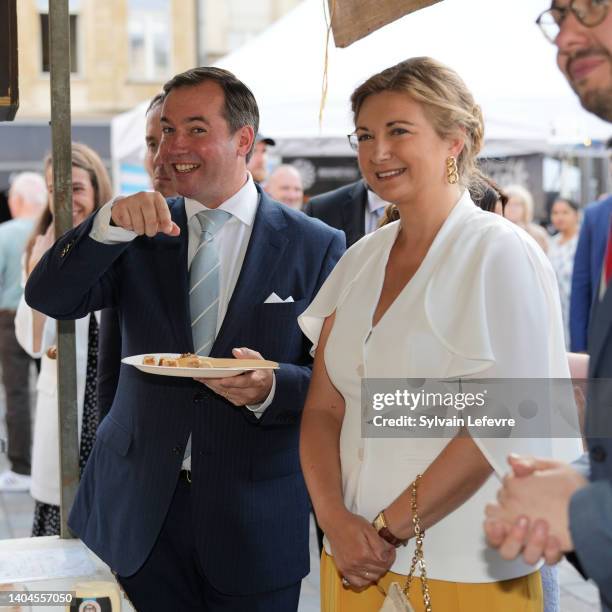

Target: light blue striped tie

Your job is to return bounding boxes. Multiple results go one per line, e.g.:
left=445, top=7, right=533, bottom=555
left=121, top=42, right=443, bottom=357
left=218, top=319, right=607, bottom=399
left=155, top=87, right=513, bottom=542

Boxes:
left=183, top=208, right=230, bottom=471
left=189, top=209, right=231, bottom=356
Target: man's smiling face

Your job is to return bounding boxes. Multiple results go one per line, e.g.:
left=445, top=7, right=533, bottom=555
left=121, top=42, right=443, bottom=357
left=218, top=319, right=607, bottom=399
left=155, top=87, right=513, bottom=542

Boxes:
left=554, top=0, right=612, bottom=120
left=157, top=80, right=252, bottom=207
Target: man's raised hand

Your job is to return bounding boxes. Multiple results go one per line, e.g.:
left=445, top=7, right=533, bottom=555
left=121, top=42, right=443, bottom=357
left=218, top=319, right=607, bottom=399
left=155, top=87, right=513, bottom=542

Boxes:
left=111, top=192, right=180, bottom=237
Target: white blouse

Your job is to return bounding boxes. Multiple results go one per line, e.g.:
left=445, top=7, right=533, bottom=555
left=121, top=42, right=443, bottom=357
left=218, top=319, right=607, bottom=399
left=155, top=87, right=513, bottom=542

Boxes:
left=299, top=191, right=581, bottom=582
left=14, top=296, right=97, bottom=505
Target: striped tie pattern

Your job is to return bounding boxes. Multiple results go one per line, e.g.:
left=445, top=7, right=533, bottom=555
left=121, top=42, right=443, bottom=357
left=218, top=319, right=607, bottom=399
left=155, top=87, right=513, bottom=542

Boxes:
left=183, top=209, right=230, bottom=471
left=189, top=209, right=231, bottom=356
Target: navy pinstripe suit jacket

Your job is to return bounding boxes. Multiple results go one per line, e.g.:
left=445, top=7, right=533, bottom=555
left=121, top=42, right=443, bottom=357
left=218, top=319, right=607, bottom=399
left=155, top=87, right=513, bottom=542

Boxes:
left=25, top=188, right=345, bottom=595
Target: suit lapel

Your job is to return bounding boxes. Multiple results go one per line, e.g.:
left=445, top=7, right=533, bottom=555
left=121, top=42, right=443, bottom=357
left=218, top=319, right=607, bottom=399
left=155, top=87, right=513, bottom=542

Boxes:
left=153, top=198, right=193, bottom=351
left=342, top=180, right=367, bottom=246
left=212, top=193, right=289, bottom=357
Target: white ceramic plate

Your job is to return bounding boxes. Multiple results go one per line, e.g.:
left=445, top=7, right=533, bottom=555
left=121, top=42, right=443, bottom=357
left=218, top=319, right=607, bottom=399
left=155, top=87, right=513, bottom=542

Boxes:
left=122, top=354, right=279, bottom=379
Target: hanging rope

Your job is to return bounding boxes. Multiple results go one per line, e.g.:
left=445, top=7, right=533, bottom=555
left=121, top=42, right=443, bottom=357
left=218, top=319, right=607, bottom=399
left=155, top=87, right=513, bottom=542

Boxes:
left=319, top=0, right=337, bottom=129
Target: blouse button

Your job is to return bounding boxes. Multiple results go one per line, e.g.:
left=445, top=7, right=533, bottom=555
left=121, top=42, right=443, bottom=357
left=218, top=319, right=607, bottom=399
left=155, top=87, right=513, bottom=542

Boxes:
left=356, top=364, right=365, bottom=377
left=357, top=448, right=364, bottom=461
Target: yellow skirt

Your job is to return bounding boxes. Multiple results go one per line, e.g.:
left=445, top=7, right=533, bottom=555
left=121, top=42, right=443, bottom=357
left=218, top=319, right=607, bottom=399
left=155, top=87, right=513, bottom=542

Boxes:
left=321, top=551, right=543, bottom=612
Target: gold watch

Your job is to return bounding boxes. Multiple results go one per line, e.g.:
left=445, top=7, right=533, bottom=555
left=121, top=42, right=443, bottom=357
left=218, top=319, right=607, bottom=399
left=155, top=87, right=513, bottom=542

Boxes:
left=372, top=510, right=407, bottom=547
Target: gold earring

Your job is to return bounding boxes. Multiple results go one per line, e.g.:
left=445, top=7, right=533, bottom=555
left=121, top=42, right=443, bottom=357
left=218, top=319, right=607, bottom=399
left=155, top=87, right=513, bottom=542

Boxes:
left=446, top=156, right=459, bottom=184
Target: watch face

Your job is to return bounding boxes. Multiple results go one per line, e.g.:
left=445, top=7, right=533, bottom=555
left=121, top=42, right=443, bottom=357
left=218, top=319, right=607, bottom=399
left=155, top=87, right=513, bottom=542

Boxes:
left=373, top=513, right=385, bottom=531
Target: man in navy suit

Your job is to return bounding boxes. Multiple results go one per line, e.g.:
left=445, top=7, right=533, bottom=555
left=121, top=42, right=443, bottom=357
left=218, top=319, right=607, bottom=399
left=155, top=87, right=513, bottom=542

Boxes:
left=304, top=179, right=389, bottom=248
left=303, top=180, right=368, bottom=247
left=26, top=67, right=344, bottom=611
left=484, top=2, right=612, bottom=609
left=569, top=195, right=612, bottom=351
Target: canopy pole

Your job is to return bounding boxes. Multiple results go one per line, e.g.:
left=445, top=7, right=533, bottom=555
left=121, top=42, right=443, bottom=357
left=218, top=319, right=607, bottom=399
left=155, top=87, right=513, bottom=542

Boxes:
left=49, top=0, right=79, bottom=539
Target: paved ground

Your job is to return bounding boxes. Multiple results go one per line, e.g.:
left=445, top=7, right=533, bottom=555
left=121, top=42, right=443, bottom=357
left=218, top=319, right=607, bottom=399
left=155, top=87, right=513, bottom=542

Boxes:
left=0, top=369, right=601, bottom=610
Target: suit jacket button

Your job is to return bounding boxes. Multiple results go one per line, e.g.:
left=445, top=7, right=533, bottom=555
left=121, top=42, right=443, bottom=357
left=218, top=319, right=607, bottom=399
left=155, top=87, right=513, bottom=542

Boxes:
left=193, top=393, right=205, bottom=403
left=590, top=445, right=607, bottom=463
left=172, top=445, right=183, bottom=455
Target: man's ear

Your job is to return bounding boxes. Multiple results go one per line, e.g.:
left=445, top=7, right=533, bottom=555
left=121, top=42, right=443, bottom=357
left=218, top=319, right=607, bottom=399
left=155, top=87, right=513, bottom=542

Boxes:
left=237, top=125, right=255, bottom=158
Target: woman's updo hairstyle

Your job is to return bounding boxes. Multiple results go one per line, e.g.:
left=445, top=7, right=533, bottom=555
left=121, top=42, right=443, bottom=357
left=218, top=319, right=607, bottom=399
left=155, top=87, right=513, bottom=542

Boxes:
left=351, top=57, right=486, bottom=224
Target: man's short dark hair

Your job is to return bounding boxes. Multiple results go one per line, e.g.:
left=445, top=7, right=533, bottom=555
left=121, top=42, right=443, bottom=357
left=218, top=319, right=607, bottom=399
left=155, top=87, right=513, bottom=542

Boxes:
left=162, top=67, right=259, bottom=161
left=146, top=92, right=165, bottom=116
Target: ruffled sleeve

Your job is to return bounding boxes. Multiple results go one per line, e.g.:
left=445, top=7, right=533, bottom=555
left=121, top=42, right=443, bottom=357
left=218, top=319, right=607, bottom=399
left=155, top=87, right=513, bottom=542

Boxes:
left=425, top=215, right=581, bottom=474
left=298, top=228, right=393, bottom=354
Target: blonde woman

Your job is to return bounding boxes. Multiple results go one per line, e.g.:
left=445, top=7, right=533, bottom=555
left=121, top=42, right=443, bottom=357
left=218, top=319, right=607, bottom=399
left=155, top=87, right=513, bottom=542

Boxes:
left=15, top=143, right=112, bottom=536
left=298, top=58, right=580, bottom=611
left=504, top=184, right=550, bottom=253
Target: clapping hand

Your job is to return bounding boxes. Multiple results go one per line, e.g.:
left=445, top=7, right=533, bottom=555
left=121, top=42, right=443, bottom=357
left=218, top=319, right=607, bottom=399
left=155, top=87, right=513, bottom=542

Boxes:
left=484, top=455, right=587, bottom=565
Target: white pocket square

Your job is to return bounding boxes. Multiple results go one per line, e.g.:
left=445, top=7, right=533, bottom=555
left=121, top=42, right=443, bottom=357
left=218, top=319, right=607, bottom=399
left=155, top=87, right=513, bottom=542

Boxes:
left=264, top=292, right=294, bottom=304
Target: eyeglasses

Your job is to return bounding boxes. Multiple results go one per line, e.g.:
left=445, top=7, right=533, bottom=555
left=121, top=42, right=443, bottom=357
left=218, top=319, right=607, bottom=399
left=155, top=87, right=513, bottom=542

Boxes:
left=347, top=133, right=359, bottom=151
left=536, top=0, right=610, bottom=43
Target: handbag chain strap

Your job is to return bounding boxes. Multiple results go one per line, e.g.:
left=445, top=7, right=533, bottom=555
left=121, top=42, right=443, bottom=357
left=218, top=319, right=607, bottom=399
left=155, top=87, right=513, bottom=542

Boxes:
left=403, top=474, right=432, bottom=612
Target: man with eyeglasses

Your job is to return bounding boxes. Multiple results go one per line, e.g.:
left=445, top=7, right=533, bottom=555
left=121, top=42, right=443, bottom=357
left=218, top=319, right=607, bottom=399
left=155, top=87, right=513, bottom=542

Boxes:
left=484, top=2, right=612, bottom=610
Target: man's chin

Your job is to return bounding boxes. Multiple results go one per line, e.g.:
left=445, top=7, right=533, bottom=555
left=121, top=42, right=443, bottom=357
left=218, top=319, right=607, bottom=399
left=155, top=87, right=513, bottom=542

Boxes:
left=581, top=87, right=612, bottom=122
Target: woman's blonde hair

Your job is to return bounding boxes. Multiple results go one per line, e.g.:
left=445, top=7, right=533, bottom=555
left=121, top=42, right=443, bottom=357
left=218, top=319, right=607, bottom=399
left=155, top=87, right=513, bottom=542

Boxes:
left=351, top=57, right=486, bottom=225
left=504, top=184, right=535, bottom=224
left=25, top=142, right=112, bottom=265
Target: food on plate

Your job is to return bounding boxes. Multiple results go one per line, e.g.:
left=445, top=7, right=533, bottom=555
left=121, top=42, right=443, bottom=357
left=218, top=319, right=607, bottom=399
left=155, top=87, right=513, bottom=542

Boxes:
left=174, top=354, right=199, bottom=367
left=142, top=353, right=278, bottom=369
left=158, top=357, right=179, bottom=367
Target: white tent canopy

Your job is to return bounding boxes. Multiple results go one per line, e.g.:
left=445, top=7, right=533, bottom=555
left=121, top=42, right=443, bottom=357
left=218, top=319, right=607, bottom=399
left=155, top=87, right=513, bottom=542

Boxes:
left=111, top=0, right=610, bottom=192
left=215, top=0, right=609, bottom=145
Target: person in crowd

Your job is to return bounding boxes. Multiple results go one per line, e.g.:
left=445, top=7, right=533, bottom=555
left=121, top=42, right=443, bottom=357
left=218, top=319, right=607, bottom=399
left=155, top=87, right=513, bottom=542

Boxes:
left=485, top=2, right=612, bottom=609
left=569, top=194, right=612, bottom=351
left=304, top=178, right=389, bottom=247
left=265, top=164, right=304, bottom=210
left=298, top=56, right=579, bottom=612
left=504, top=184, right=550, bottom=252
left=97, top=93, right=177, bottom=421
left=470, top=176, right=507, bottom=215
left=548, top=197, right=580, bottom=349
left=25, top=67, right=344, bottom=611
left=0, top=172, right=46, bottom=492
left=143, top=93, right=176, bottom=197
left=246, top=132, right=275, bottom=183
left=15, top=143, right=111, bottom=535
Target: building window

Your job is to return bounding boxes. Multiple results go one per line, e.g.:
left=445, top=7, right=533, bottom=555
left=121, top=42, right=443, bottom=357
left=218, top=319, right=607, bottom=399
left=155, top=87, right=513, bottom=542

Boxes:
left=40, top=13, right=79, bottom=73
left=128, top=0, right=171, bottom=81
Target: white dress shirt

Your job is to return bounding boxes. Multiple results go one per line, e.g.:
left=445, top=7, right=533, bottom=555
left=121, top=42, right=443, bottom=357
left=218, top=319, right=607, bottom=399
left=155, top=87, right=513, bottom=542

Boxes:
left=90, top=173, right=275, bottom=416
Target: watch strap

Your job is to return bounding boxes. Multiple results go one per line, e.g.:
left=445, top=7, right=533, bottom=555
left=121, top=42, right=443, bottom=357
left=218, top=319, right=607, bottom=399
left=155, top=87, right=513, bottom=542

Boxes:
left=373, top=511, right=407, bottom=547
